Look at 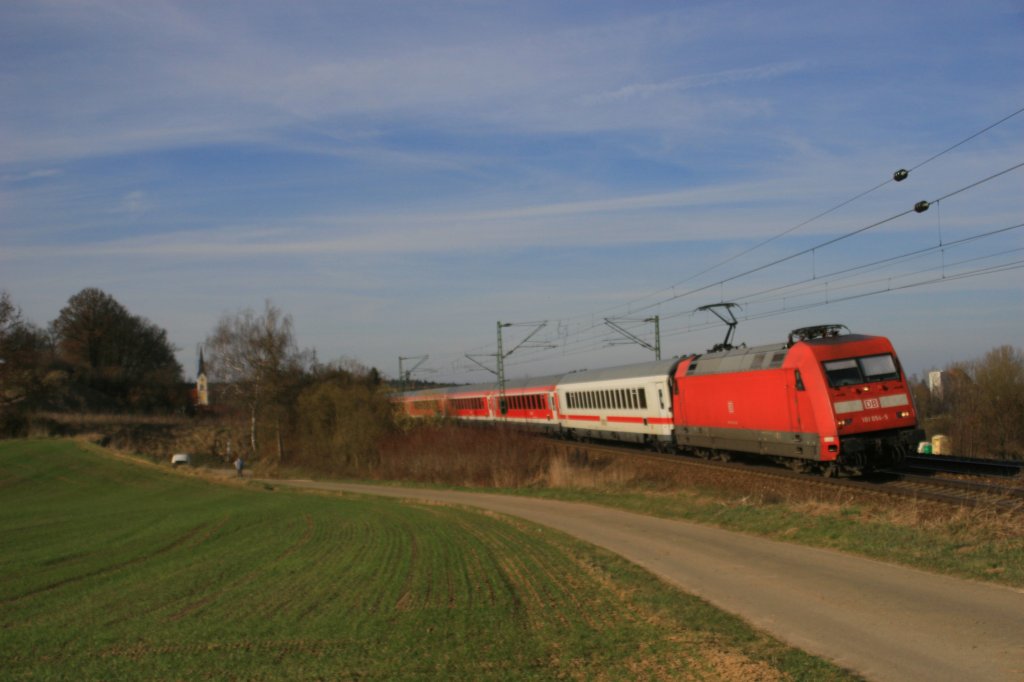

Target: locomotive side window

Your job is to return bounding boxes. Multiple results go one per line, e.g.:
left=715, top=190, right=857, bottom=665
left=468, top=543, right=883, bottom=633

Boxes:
left=638, top=388, right=648, bottom=409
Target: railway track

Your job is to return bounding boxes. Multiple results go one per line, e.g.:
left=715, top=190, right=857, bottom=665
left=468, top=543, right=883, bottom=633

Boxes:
left=899, top=454, right=1023, bottom=478
left=855, top=472, right=1024, bottom=511
left=556, top=440, right=1024, bottom=512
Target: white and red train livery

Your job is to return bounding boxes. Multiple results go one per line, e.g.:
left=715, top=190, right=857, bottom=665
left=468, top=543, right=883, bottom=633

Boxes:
left=396, top=326, right=924, bottom=475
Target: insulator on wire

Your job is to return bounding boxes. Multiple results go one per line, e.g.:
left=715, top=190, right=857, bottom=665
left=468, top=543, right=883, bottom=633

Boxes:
left=914, top=200, right=930, bottom=213
left=893, top=169, right=909, bottom=182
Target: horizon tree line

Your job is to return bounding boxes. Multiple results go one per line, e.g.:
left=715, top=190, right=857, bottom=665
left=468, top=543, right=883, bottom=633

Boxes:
left=2, top=288, right=1020, bottom=458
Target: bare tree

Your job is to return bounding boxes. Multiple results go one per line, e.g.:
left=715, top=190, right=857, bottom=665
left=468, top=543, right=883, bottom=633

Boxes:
left=972, top=346, right=1024, bottom=456
left=1, top=292, right=30, bottom=408
left=937, top=347, right=1024, bottom=457
left=1, top=292, right=50, bottom=433
left=204, top=301, right=312, bottom=461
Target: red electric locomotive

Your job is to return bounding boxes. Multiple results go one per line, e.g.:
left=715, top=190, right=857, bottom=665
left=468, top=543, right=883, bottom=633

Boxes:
left=672, top=325, right=923, bottom=475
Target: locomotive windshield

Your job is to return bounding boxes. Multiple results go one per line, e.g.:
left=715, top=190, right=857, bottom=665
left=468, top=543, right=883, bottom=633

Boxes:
left=823, top=354, right=900, bottom=387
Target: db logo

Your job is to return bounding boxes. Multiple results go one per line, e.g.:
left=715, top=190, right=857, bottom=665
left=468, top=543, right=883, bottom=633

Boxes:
left=863, top=398, right=880, bottom=410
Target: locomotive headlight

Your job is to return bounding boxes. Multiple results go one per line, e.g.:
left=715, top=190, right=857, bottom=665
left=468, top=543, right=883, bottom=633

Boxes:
left=897, top=410, right=911, bottom=419
left=837, top=418, right=852, bottom=428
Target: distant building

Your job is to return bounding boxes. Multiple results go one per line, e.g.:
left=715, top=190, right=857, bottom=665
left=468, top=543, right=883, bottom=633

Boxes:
left=927, top=370, right=944, bottom=399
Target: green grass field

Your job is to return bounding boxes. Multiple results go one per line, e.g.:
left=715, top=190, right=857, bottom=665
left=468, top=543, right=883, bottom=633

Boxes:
left=0, top=439, right=860, bottom=681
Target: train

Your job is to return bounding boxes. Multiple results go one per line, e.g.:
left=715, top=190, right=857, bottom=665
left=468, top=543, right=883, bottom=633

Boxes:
left=395, top=324, right=925, bottom=476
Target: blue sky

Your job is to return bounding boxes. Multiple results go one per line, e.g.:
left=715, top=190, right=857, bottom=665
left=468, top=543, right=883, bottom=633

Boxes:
left=2, top=0, right=1022, bottom=383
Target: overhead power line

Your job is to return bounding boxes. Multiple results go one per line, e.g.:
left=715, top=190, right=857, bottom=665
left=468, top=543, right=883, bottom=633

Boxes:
left=584, top=105, right=1024, bottom=324
left=441, top=108, right=1024, bottom=380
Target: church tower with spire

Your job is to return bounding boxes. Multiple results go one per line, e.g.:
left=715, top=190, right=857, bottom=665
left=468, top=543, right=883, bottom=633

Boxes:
left=195, top=347, right=209, bottom=407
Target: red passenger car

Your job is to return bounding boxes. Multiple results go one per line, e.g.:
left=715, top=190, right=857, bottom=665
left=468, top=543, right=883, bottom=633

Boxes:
left=490, top=375, right=563, bottom=434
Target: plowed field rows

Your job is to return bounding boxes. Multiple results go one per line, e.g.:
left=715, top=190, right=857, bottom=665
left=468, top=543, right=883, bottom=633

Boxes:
left=0, top=440, right=853, bottom=680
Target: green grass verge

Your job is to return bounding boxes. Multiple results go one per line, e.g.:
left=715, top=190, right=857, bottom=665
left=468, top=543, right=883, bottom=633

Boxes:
left=509, top=484, right=1024, bottom=587
left=0, top=439, right=858, bottom=681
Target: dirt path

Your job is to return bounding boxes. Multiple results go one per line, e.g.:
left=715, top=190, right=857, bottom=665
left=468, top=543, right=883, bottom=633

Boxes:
left=265, top=479, right=1024, bottom=682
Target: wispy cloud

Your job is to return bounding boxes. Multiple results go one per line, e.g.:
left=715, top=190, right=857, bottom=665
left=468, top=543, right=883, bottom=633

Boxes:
left=586, top=62, right=807, bottom=105
left=0, top=168, right=63, bottom=182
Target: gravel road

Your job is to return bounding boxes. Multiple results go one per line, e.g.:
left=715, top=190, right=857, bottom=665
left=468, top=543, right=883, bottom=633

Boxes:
left=267, top=479, right=1024, bottom=682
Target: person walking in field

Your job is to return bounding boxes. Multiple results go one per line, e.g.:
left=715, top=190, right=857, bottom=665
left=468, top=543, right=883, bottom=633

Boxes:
left=234, top=456, right=244, bottom=478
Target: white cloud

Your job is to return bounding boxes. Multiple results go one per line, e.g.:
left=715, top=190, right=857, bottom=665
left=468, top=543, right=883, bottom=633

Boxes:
left=113, top=190, right=150, bottom=215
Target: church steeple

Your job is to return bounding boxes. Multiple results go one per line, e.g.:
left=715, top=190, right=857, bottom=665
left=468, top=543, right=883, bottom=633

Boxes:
left=195, top=346, right=209, bottom=407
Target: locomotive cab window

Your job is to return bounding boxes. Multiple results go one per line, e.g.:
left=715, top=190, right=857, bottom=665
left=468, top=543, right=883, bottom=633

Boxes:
left=860, top=354, right=899, bottom=382
left=823, top=353, right=900, bottom=388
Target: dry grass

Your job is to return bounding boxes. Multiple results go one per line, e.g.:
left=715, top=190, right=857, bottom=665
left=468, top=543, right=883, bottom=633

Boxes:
left=373, top=424, right=556, bottom=487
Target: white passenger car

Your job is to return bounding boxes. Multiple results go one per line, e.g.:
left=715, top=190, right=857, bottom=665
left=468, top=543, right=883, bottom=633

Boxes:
left=555, top=359, right=682, bottom=448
